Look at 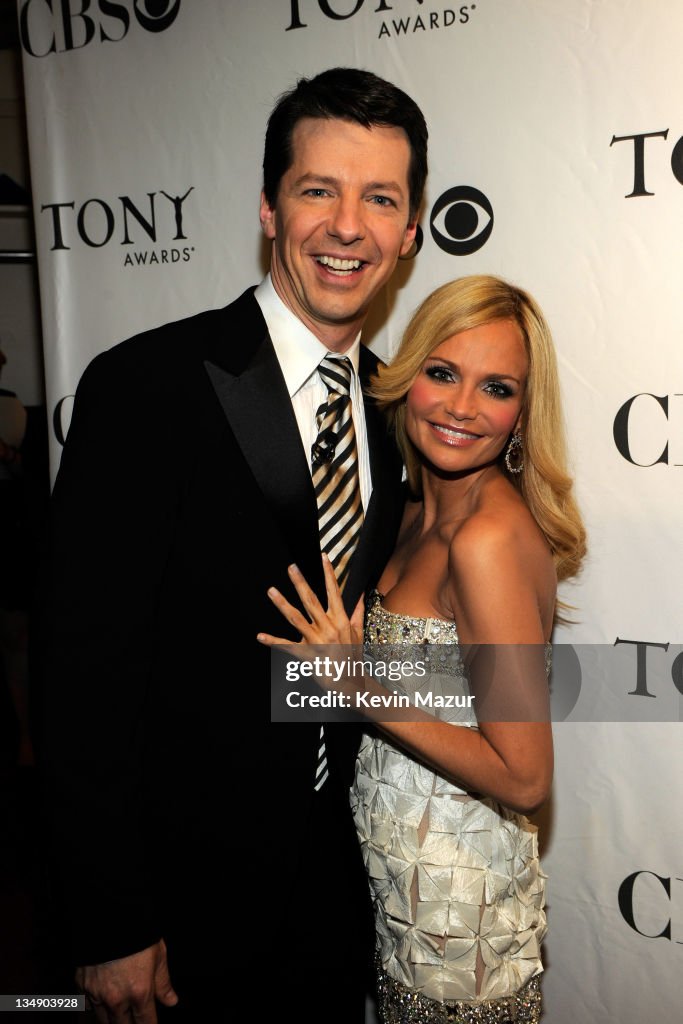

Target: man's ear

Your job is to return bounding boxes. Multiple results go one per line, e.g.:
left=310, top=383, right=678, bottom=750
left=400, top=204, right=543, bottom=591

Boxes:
left=259, top=191, right=276, bottom=240
left=399, top=218, right=418, bottom=258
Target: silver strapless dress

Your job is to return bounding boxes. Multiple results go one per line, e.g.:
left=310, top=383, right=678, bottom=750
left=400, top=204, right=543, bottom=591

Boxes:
left=350, top=591, right=546, bottom=1023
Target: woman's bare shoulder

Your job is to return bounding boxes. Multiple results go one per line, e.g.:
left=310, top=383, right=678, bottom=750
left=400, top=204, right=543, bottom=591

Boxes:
left=447, top=492, right=556, bottom=641
left=449, top=486, right=553, bottom=579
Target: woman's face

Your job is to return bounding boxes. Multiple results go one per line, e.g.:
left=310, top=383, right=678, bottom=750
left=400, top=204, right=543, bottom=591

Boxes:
left=405, top=318, right=528, bottom=476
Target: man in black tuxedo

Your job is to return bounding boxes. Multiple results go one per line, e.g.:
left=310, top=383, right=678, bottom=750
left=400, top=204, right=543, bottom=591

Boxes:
left=37, top=68, right=427, bottom=1023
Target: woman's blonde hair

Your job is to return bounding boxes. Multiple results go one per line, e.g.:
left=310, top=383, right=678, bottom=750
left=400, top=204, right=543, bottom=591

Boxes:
left=371, top=275, right=586, bottom=584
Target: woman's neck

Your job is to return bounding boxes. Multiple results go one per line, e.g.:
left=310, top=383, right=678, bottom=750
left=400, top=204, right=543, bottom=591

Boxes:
left=418, top=463, right=502, bottom=532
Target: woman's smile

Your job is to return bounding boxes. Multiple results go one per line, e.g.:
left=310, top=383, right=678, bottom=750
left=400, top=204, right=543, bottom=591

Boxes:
left=405, top=319, right=528, bottom=474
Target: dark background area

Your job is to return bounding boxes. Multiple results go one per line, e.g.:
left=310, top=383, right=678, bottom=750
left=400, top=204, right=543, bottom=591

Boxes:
left=0, top=4, right=86, bottom=1018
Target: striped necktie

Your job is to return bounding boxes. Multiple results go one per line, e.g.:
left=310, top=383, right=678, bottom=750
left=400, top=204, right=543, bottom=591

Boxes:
left=312, top=356, right=364, bottom=588
left=311, top=355, right=364, bottom=791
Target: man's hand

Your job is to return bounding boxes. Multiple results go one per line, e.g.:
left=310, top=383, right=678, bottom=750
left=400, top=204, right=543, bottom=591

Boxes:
left=75, top=939, right=178, bottom=1023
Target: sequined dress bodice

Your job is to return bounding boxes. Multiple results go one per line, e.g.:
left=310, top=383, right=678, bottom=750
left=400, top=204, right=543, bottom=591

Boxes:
left=350, top=591, right=547, bottom=1012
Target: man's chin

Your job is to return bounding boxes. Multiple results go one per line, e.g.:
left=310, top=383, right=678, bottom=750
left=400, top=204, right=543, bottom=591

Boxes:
left=310, top=306, right=370, bottom=332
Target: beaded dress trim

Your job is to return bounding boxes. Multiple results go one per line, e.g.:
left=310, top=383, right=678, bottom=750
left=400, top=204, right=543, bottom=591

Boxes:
left=364, top=590, right=466, bottom=682
left=365, top=590, right=460, bottom=644
left=376, top=959, right=541, bottom=1024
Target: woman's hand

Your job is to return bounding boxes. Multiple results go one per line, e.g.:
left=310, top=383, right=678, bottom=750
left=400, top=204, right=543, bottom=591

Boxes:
left=256, top=553, right=364, bottom=649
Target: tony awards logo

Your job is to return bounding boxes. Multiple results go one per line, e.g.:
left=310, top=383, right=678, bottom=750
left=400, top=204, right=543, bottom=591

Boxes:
left=284, top=0, right=477, bottom=39
left=40, top=187, right=195, bottom=267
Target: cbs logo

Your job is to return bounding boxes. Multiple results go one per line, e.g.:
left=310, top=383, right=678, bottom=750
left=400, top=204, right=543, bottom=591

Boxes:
left=407, top=186, right=495, bottom=260
left=429, top=186, right=494, bottom=256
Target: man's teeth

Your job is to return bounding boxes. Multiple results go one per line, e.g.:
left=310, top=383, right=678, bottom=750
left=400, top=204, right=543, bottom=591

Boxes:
left=433, top=425, right=477, bottom=440
left=317, top=256, right=362, bottom=272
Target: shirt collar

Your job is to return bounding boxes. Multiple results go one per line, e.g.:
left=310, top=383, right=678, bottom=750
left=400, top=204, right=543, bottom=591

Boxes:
left=254, top=274, right=361, bottom=397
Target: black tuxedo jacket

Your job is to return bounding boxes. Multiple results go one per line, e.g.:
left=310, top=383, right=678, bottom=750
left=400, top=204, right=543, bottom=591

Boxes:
left=36, top=288, right=404, bottom=978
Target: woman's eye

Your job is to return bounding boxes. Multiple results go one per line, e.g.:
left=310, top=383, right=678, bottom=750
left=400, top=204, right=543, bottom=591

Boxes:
left=425, top=365, right=454, bottom=383
left=484, top=381, right=512, bottom=398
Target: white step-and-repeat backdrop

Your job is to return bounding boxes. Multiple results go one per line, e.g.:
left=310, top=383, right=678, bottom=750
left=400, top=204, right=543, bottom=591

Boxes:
left=19, top=1, right=683, bottom=1018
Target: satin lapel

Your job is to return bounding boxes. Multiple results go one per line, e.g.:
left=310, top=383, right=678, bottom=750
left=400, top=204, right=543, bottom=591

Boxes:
left=204, top=332, right=321, bottom=571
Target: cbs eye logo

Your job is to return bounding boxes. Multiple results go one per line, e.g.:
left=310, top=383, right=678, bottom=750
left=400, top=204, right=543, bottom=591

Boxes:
left=430, top=186, right=494, bottom=255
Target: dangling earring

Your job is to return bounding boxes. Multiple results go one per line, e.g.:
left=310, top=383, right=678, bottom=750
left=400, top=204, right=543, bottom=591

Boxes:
left=505, top=432, right=524, bottom=474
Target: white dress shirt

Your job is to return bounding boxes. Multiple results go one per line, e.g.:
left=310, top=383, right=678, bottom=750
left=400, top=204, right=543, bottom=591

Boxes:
left=254, top=275, right=372, bottom=511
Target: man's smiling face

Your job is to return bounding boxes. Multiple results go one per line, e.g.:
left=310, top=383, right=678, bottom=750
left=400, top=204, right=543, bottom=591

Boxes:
left=260, top=117, right=416, bottom=350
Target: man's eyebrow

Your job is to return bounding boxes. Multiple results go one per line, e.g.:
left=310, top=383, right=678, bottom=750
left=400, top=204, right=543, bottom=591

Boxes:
left=292, top=173, right=406, bottom=194
left=365, top=180, right=406, bottom=194
left=292, top=174, right=338, bottom=188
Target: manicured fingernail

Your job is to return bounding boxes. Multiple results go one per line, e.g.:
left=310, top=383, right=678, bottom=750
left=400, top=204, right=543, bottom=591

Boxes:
left=267, top=587, right=278, bottom=598
left=288, top=564, right=300, bottom=574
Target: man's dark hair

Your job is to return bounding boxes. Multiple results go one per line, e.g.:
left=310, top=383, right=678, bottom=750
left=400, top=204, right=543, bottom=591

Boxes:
left=263, top=67, right=428, bottom=221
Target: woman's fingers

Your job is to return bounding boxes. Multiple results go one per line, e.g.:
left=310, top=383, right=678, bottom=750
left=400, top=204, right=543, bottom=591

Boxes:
left=322, top=553, right=346, bottom=620
left=264, top=573, right=332, bottom=643
left=266, top=585, right=312, bottom=635
left=262, top=559, right=364, bottom=645
left=256, top=631, right=298, bottom=649
left=350, top=594, right=365, bottom=643
left=287, top=564, right=326, bottom=625
left=256, top=634, right=320, bottom=671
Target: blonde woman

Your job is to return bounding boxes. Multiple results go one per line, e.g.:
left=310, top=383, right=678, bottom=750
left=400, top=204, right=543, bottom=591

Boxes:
left=260, top=275, right=586, bottom=1022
